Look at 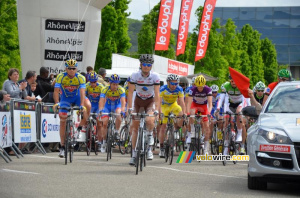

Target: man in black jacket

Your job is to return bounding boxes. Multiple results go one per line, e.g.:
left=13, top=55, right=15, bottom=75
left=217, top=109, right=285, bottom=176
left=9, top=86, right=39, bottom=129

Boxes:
left=34, top=67, right=54, bottom=103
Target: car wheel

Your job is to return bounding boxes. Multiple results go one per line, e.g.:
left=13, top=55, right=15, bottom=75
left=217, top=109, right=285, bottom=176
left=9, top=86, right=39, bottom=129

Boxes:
left=248, top=174, right=267, bottom=190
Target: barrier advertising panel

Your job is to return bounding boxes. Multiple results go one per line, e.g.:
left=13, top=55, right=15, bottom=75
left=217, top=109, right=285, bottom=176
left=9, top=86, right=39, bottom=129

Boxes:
left=0, top=103, right=12, bottom=148
left=13, top=101, right=37, bottom=143
left=40, top=105, right=60, bottom=143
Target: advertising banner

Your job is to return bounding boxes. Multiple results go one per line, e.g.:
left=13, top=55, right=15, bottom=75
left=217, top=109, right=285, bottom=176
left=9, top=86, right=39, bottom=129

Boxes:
left=0, top=103, right=12, bottom=148
left=155, top=0, right=175, bottom=51
left=40, top=105, right=60, bottom=143
left=43, top=19, right=86, bottom=73
left=195, top=0, right=217, bottom=61
left=13, top=101, right=37, bottom=143
left=167, top=59, right=188, bottom=76
left=176, top=0, right=194, bottom=56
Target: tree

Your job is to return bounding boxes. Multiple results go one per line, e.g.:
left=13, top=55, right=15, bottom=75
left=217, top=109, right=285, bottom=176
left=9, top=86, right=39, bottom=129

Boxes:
left=0, top=0, right=21, bottom=87
left=95, top=5, right=117, bottom=70
left=261, top=38, right=278, bottom=85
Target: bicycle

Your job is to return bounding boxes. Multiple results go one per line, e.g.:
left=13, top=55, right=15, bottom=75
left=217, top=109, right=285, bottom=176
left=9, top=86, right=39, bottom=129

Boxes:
left=54, top=106, right=82, bottom=165
left=99, top=112, right=121, bottom=161
left=188, top=113, right=210, bottom=160
left=210, top=114, right=224, bottom=155
left=222, top=111, right=241, bottom=166
left=85, top=113, right=99, bottom=156
left=162, top=113, right=183, bottom=165
left=175, top=119, right=187, bottom=152
left=119, top=115, right=132, bottom=155
left=130, top=112, right=155, bottom=175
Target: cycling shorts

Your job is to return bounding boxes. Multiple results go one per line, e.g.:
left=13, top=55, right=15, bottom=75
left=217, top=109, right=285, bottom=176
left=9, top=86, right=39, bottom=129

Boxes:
left=191, top=102, right=209, bottom=122
left=91, top=102, right=99, bottom=113
left=102, top=102, right=121, bottom=118
left=161, top=102, right=182, bottom=124
left=59, top=96, right=88, bottom=115
left=211, top=107, right=224, bottom=120
left=133, top=96, right=154, bottom=113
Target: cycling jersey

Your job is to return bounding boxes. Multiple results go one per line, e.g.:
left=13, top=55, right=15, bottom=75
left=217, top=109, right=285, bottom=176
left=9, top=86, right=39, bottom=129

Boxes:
left=160, top=85, right=184, bottom=105
left=212, top=93, right=220, bottom=108
left=265, top=82, right=278, bottom=96
left=130, top=70, right=160, bottom=100
left=55, top=72, right=86, bottom=98
left=254, top=93, right=264, bottom=105
left=86, top=82, right=103, bottom=103
left=217, top=82, right=243, bottom=110
left=185, top=85, right=193, bottom=98
left=188, top=85, right=212, bottom=105
left=100, top=85, right=125, bottom=105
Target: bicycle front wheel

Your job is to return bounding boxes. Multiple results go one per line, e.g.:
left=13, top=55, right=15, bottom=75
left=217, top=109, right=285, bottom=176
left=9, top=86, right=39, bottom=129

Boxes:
left=119, top=125, right=129, bottom=155
left=168, top=129, right=175, bottom=165
left=106, top=124, right=112, bottom=161
left=86, top=124, right=92, bottom=156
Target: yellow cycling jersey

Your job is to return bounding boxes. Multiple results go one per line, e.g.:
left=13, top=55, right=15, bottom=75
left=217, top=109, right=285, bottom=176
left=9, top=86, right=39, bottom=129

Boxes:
left=160, top=85, right=184, bottom=105
left=100, top=85, right=125, bottom=104
left=86, top=82, right=103, bottom=103
left=55, top=72, right=86, bottom=98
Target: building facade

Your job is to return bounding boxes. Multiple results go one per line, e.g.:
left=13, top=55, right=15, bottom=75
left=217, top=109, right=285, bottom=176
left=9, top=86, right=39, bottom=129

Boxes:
left=213, top=6, right=300, bottom=79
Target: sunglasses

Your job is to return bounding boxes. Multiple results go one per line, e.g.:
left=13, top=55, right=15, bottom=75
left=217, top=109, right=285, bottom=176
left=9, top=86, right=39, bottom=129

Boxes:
left=212, top=91, right=217, bottom=94
left=280, top=77, right=289, bottom=81
left=67, top=67, right=76, bottom=70
left=142, top=63, right=152, bottom=67
left=256, top=90, right=264, bottom=92
left=170, top=82, right=178, bottom=86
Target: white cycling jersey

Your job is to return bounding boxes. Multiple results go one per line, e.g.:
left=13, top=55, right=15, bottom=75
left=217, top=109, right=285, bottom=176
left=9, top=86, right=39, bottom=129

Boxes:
left=130, top=70, right=160, bottom=100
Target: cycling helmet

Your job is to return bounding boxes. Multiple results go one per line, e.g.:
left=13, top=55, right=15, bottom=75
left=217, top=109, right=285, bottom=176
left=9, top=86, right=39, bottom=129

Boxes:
left=167, top=74, right=179, bottom=82
left=278, top=69, right=291, bottom=78
left=127, top=76, right=131, bottom=82
left=179, top=76, right=189, bottom=84
left=211, top=84, right=219, bottom=92
left=110, top=74, right=120, bottom=83
left=254, top=81, right=265, bottom=91
left=65, top=59, right=78, bottom=67
left=191, top=77, right=196, bottom=84
left=139, top=54, right=154, bottom=64
left=88, top=71, right=98, bottom=83
left=194, top=75, right=206, bottom=87
left=221, top=83, right=226, bottom=92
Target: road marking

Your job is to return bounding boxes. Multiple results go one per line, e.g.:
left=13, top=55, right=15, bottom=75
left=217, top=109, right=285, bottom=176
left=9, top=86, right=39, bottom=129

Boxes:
left=2, top=169, right=40, bottom=175
left=147, top=166, right=247, bottom=180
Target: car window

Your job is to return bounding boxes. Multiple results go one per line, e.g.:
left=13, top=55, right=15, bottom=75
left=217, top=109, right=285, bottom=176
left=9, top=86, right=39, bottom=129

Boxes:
left=265, top=85, right=300, bottom=113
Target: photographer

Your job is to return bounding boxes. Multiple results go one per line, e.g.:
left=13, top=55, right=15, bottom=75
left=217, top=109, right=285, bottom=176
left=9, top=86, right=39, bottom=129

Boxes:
left=34, top=67, right=55, bottom=103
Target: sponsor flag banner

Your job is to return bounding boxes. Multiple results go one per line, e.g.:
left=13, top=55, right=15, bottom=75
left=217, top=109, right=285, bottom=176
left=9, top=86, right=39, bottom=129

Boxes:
left=167, top=59, right=188, bottom=76
left=41, top=105, right=60, bottom=143
left=13, top=101, right=36, bottom=143
left=229, top=67, right=250, bottom=98
left=176, top=0, right=194, bottom=56
left=195, top=0, right=217, bottom=61
left=155, top=0, right=175, bottom=51
left=0, top=103, right=12, bottom=148
left=43, top=19, right=86, bottom=73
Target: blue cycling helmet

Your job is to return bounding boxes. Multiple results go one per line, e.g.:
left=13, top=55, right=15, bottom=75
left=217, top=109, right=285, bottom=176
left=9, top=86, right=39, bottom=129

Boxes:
left=110, top=74, right=120, bottom=83
left=88, top=71, right=98, bottom=82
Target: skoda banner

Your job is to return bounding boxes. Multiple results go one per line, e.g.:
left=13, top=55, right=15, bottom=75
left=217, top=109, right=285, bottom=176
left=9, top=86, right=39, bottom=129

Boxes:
left=0, top=103, right=12, bottom=148
left=40, top=105, right=60, bottom=143
left=13, top=101, right=37, bottom=143
left=43, top=19, right=86, bottom=73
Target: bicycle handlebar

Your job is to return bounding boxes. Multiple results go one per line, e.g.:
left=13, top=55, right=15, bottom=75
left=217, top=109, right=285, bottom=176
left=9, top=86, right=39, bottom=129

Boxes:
left=54, top=106, right=83, bottom=119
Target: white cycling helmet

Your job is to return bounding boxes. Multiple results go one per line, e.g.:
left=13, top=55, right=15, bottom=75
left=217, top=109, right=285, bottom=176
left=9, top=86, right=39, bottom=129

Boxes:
left=255, top=81, right=266, bottom=91
left=167, top=74, right=179, bottom=82
left=211, top=84, right=219, bottom=92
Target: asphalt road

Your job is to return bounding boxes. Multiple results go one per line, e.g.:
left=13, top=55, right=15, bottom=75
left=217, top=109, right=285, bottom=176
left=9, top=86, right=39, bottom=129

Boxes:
left=0, top=151, right=299, bottom=198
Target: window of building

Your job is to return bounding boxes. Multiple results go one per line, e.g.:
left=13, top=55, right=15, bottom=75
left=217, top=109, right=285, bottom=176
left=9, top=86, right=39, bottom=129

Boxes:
left=256, top=11, right=273, bottom=20
left=273, top=19, right=290, bottom=28
left=223, top=11, right=239, bottom=20
left=290, top=28, right=300, bottom=37
left=289, top=37, right=300, bottom=45
left=272, top=28, right=290, bottom=36
left=273, top=10, right=291, bottom=19
left=290, top=19, right=300, bottom=28
left=239, top=11, right=255, bottom=20
left=256, top=20, right=273, bottom=27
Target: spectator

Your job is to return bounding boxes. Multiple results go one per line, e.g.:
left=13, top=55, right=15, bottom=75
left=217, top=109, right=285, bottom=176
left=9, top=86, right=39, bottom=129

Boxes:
left=49, top=74, right=55, bottom=84
left=19, top=70, right=39, bottom=101
left=85, top=66, right=93, bottom=82
left=34, top=67, right=55, bottom=103
left=0, top=90, right=10, bottom=103
left=98, top=68, right=109, bottom=86
left=2, top=68, right=27, bottom=99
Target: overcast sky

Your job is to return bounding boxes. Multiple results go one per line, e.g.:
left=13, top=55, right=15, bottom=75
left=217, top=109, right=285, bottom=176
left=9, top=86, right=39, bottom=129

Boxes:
left=127, top=0, right=300, bottom=32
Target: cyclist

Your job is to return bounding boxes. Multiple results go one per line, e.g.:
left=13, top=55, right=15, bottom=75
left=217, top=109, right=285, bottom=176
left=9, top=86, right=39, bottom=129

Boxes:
left=263, top=69, right=292, bottom=106
left=98, top=74, right=126, bottom=153
left=85, top=71, right=103, bottom=151
left=216, top=75, right=246, bottom=155
left=53, top=59, right=91, bottom=158
left=179, top=76, right=189, bottom=92
left=253, top=81, right=265, bottom=106
left=185, top=76, right=196, bottom=145
left=127, top=54, right=160, bottom=164
left=186, top=75, right=212, bottom=155
left=158, top=74, right=186, bottom=158
left=210, top=85, right=223, bottom=137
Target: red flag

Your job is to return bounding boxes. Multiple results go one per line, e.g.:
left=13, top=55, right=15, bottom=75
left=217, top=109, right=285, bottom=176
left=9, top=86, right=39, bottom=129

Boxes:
left=176, top=0, right=194, bottom=56
left=229, top=67, right=250, bottom=98
left=194, top=0, right=217, bottom=61
left=155, top=0, right=175, bottom=51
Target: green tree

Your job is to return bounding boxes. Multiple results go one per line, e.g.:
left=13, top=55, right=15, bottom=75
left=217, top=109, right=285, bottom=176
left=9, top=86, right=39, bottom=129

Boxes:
left=95, top=5, right=117, bottom=70
left=0, top=0, right=21, bottom=87
left=261, top=38, right=278, bottom=85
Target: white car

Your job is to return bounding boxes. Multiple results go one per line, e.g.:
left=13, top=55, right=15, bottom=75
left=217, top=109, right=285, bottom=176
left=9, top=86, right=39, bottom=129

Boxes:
left=244, top=81, right=300, bottom=190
